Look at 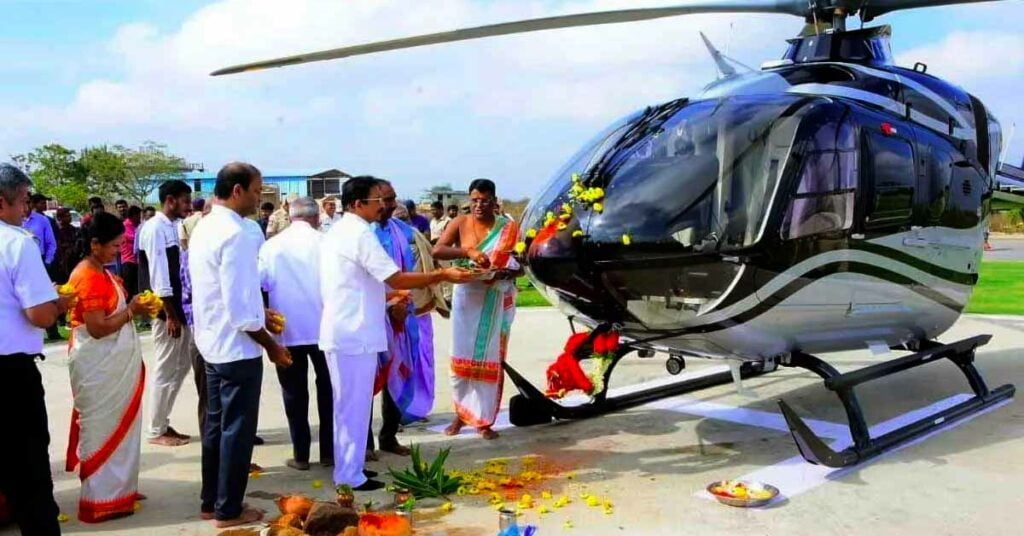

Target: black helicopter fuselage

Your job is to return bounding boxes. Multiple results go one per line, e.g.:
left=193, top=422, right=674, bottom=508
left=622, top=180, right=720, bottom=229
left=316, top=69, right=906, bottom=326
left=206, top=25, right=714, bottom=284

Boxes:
left=522, top=26, right=1001, bottom=361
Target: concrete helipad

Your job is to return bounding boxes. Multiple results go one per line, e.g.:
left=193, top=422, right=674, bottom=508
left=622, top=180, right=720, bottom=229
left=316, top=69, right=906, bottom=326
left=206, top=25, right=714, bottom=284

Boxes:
left=5, top=308, right=1023, bottom=535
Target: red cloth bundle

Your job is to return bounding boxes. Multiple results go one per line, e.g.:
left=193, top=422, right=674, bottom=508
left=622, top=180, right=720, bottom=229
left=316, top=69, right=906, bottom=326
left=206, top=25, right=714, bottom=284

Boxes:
left=545, top=333, right=594, bottom=398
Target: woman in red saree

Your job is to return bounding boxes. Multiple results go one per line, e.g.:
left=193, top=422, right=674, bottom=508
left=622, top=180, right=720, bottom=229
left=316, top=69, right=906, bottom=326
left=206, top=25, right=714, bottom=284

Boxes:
left=65, top=213, right=152, bottom=523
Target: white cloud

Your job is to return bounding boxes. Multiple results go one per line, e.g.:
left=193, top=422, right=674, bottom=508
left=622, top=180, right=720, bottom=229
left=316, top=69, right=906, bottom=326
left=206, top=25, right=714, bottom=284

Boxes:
left=897, top=30, right=1024, bottom=165
left=6, top=0, right=1021, bottom=197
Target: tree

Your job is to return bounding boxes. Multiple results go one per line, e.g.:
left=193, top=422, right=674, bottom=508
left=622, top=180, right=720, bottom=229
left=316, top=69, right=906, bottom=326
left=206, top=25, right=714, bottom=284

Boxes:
left=12, top=144, right=90, bottom=209
left=13, top=141, right=187, bottom=208
left=82, top=142, right=186, bottom=203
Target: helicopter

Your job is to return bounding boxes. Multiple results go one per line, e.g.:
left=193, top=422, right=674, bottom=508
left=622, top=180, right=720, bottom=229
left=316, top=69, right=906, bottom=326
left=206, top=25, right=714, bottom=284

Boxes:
left=214, top=0, right=1019, bottom=468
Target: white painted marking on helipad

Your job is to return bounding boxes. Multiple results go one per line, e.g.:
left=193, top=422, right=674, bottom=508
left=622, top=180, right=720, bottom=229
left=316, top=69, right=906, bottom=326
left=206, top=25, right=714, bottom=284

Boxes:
left=696, top=393, right=1012, bottom=507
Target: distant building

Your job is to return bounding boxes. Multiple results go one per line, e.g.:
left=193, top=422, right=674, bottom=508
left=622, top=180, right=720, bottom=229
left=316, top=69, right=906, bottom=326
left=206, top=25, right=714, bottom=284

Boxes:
left=143, top=168, right=352, bottom=205
left=421, top=184, right=469, bottom=208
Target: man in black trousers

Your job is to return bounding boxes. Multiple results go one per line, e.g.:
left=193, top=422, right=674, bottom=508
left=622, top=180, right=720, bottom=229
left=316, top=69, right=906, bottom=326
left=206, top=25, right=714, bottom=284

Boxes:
left=0, top=164, right=72, bottom=536
left=258, top=196, right=334, bottom=470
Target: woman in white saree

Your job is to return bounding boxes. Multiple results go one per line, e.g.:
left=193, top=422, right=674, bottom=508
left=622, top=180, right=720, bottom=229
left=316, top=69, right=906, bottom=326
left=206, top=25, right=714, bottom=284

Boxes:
left=64, top=212, right=154, bottom=523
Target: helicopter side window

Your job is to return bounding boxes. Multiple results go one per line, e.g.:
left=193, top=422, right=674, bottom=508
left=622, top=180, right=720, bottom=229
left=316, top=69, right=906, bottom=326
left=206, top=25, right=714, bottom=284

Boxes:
left=782, top=120, right=858, bottom=240
left=920, top=145, right=952, bottom=225
left=863, top=131, right=915, bottom=230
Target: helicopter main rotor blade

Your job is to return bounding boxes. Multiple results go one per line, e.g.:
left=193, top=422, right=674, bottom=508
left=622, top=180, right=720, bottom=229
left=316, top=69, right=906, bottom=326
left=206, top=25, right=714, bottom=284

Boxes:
left=211, top=0, right=806, bottom=76
left=858, top=0, right=1007, bottom=21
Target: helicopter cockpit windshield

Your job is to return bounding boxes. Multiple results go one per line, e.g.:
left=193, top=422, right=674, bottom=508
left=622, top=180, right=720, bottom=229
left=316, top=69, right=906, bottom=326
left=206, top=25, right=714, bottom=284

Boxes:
left=538, top=95, right=805, bottom=253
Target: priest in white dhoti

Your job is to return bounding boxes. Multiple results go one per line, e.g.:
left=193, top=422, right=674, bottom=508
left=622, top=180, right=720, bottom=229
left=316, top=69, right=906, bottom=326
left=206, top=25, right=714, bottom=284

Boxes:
left=433, top=179, right=522, bottom=440
left=319, top=176, right=474, bottom=491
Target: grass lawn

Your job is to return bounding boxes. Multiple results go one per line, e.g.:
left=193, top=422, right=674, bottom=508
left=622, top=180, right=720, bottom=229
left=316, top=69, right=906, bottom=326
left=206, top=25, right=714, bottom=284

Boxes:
left=515, top=261, right=1024, bottom=315
left=516, top=276, right=551, bottom=307
left=967, top=261, right=1024, bottom=315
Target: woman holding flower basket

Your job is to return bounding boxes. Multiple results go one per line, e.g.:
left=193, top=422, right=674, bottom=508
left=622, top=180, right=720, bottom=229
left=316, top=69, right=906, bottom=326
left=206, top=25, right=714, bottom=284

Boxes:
left=64, top=212, right=158, bottom=523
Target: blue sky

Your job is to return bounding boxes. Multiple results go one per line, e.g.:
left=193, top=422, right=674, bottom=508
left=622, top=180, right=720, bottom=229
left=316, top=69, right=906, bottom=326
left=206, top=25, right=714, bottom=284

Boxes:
left=1, top=0, right=1022, bottom=200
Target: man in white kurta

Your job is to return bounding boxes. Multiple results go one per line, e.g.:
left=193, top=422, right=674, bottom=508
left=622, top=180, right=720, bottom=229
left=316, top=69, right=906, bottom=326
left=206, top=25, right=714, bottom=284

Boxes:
left=259, top=197, right=333, bottom=470
left=320, top=176, right=474, bottom=490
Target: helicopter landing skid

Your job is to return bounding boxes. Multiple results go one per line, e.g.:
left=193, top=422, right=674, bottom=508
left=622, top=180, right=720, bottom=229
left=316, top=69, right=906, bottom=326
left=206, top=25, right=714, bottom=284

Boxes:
left=777, top=334, right=1015, bottom=468
left=504, top=345, right=769, bottom=425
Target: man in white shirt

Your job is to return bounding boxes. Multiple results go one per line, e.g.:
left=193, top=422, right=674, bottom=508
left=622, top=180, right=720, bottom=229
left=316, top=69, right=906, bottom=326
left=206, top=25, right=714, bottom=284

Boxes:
left=320, top=176, right=474, bottom=491
left=318, top=196, right=342, bottom=233
left=0, top=164, right=72, bottom=535
left=190, top=163, right=293, bottom=528
left=137, top=179, right=194, bottom=447
left=429, top=201, right=451, bottom=244
left=258, top=197, right=333, bottom=471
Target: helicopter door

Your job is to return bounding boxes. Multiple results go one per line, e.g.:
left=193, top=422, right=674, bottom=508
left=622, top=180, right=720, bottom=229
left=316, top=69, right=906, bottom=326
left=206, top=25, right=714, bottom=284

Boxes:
left=851, top=126, right=917, bottom=309
left=759, top=112, right=857, bottom=309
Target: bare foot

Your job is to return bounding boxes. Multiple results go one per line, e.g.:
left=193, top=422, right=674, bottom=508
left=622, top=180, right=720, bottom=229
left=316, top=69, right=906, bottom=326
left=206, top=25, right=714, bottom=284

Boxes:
left=479, top=427, right=499, bottom=440
left=148, top=433, right=189, bottom=447
left=443, top=418, right=464, bottom=436
left=211, top=507, right=263, bottom=528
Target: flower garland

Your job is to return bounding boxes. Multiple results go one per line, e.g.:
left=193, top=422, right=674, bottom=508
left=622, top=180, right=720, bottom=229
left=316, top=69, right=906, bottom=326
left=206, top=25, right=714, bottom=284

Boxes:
left=515, top=172, right=609, bottom=255
left=587, top=331, right=620, bottom=395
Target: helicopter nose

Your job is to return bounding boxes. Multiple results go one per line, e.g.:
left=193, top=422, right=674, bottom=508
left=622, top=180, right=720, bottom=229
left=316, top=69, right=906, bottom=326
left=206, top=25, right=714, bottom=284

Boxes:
left=524, top=224, right=612, bottom=314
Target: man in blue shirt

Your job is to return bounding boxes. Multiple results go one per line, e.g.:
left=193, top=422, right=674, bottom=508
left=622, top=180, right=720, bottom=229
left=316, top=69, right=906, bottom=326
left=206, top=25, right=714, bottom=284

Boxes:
left=23, top=193, right=59, bottom=339
left=22, top=193, right=56, bottom=267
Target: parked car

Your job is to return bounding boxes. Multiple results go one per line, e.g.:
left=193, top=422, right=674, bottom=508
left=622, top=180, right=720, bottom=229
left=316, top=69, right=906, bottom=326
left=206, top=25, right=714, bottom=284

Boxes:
left=44, top=208, right=82, bottom=228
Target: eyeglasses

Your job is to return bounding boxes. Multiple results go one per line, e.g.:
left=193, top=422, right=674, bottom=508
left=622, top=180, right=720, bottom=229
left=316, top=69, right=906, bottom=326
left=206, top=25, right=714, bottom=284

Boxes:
left=361, top=197, right=384, bottom=204
left=469, top=198, right=494, bottom=205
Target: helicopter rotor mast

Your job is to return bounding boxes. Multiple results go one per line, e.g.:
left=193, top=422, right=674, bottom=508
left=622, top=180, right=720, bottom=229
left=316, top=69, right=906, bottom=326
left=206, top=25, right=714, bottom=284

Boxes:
left=211, top=0, right=1006, bottom=77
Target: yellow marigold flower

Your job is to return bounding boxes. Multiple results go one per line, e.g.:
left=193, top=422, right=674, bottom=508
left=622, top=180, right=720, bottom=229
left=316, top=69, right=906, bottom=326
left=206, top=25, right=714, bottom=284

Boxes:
left=541, top=491, right=553, bottom=500
left=441, top=502, right=455, bottom=513
left=603, top=499, right=614, bottom=509
left=492, top=502, right=506, bottom=511
left=312, top=479, right=323, bottom=489
left=561, top=203, right=573, bottom=215
left=514, top=242, right=527, bottom=254
left=571, top=173, right=581, bottom=183
left=526, top=228, right=538, bottom=239
left=591, top=187, right=605, bottom=200
left=621, top=234, right=632, bottom=246
left=559, top=212, right=572, bottom=222
left=57, top=513, right=69, bottom=523
left=134, top=501, right=142, bottom=512
left=554, top=496, right=571, bottom=508
left=586, top=495, right=601, bottom=507
left=557, top=222, right=568, bottom=231
left=592, top=202, right=604, bottom=213
left=538, top=505, right=551, bottom=514
left=603, top=505, right=613, bottom=515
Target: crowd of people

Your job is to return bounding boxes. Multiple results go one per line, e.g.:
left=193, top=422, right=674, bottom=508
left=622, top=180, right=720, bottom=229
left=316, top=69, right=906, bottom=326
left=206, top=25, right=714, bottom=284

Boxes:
left=0, top=161, right=522, bottom=533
